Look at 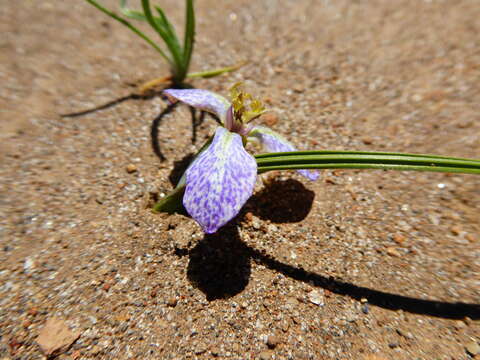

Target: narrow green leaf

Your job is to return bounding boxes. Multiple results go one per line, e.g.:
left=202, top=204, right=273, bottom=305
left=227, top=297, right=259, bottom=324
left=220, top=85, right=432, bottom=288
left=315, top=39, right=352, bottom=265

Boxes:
left=255, top=150, right=477, bottom=160
left=119, top=0, right=147, bottom=21
left=183, top=0, right=195, bottom=75
left=255, top=152, right=480, bottom=173
left=257, top=163, right=480, bottom=175
left=186, top=61, right=247, bottom=79
left=85, top=0, right=173, bottom=65
left=154, top=150, right=480, bottom=214
left=154, top=5, right=183, bottom=66
left=141, top=0, right=184, bottom=80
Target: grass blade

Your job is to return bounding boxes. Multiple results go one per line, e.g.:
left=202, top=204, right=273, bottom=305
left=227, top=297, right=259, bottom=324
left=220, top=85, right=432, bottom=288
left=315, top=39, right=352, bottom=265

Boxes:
left=141, top=0, right=184, bottom=80
left=187, top=61, right=248, bottom=78
left=85, top=0, right=172, bottom=65
left=119, top=0, right=147, bottom=21
left=154, top=5, right=183, bottom=69
left=183, top=0, right=195, bottom=75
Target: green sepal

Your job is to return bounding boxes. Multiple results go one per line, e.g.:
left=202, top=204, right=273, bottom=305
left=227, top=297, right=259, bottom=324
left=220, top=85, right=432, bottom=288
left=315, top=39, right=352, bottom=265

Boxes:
left=153, top=184, right=187, bottom=214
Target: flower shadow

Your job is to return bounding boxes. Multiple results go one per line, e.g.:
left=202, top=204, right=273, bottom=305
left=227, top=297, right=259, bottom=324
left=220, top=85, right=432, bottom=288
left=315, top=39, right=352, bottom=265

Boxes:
left=245, top=178, right=315, bottom=223
left=168, top=153, right=195, bottom=187
left=151, top=101, right=219, bottom=162
left=184, top=226, right=251, bottom=301
left=177, top=226, right=480, bottom=319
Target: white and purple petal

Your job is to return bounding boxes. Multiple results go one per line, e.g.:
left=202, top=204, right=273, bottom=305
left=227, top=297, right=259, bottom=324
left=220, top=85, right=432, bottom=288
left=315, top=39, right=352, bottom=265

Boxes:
left=163, top=89, right=230, bottom=123
left=249, top=125, right=319, bottom=181
left=184, top=127, right=257, bottom=233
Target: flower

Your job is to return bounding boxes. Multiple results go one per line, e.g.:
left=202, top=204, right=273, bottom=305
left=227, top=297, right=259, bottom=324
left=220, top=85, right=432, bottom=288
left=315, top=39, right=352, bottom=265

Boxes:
left=163, top=83, right=319, bottom=233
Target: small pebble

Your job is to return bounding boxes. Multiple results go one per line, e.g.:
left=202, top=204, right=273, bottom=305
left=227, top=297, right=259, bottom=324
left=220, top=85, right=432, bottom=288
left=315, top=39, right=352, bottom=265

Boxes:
left=266, top=334, right=281, bottom=349
left=262, top=113, right=278, bottom=126
left=259, top=350, right=273, bottom=360
left=210, top=346, right=221, bottom=356
left=386, top=247, right=401, bottom=257
left=362, top=304, right=369, bottom=314
left=396, top=329, right=414, bottom=340
left=194, top=342, right=207, bottom=355
left=293, top=84, right=304, bottom=93
left=362, top=137, right=373, bottom=145
left=23, top=257, right=35, bottom=274
left=393, top=233, right=406, bottom=245
left=28, top=307, right=39, bottom=316
left=126, top=164, right=137, bottom=173
left=450, top=225, right=462, bottom=236
left=308, top=290, right=324, bottom=306
left=465, top=233, right=476, bottom=242
left=167, top=297, right=178, bottom=307
left=454, top=320, right=467, bottom=330
left=252, top=217, right=261, bottom=230
left=22, top=320, right=32, bottom=328
left=457, top=120, right=473, bottom=129
left=465, top=340, right=480, bottom=356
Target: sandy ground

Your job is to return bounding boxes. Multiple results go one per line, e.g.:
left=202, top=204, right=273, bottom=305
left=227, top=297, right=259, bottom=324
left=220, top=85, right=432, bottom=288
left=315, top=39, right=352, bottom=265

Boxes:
left=1, top=0, right=479, bottom=359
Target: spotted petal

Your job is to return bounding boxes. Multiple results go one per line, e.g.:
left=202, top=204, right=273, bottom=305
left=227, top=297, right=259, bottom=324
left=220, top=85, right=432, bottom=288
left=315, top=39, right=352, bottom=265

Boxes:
left=249, top=126, right=319, bottom=181
left=184, top=127, right=257, bottom=233
left=163, top=89, right=230, bottom=123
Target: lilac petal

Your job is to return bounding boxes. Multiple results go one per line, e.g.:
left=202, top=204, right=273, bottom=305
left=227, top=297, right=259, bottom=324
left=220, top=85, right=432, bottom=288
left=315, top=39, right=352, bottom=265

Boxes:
left=183, top=127, right=257, bottom=233
left=249, top=126, right=319, bottom=181
left=163, top=89, right=230, bottom=123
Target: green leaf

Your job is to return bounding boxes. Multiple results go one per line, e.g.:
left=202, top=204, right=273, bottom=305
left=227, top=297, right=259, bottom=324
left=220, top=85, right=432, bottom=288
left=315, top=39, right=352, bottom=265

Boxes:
left=85, top=0, right=173, bottom=65
left=182, top=0, right=195, bottom=74
left=119, top=0, right=146, bottom=21
left=141, top=0, right=185, bottom=80
left=187, top=61, right=247, bottom=79
left=154, top=150, right=480, bottom=214
left=255, top=151, right=480, bottom=175
left=154, top=5, right=183, bottom=64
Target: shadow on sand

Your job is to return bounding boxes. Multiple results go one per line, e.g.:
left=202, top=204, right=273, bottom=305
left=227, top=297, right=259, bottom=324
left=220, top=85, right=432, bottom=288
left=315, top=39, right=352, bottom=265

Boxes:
left=178, top=225, right=480, bottom=319
left=60, top=85, right=216, bottom=161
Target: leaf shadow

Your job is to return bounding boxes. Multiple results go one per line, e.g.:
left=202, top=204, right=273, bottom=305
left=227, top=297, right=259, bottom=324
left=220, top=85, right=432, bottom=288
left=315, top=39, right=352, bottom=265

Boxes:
left=244, top=178, right=315, bottom=223
left=151, top=104, right=213, bottom=162
left=60, top=82, right=216, bottom=162
left=176, top=225, right=480, bottom=319
left=60, top=92, right=159, bottom=118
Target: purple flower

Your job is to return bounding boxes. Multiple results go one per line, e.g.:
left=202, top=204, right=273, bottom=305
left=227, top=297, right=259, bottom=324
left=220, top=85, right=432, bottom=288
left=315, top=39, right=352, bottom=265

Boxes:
left=163, top=83, right=319, bottom=233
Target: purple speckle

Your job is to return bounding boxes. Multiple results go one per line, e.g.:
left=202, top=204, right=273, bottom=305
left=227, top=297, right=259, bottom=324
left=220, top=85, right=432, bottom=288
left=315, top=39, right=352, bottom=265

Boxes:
left=163, top=89, right=230, bottom=123
left=183, top=127, right=257, bottom=233
left=250, top=126, right=319, bottom=181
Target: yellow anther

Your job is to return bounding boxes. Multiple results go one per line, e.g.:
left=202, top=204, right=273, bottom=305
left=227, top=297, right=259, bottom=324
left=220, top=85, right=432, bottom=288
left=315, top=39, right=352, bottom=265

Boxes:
left=229, top=82, right=243, bottom=100
left=228, top=82, right=266, bottom=124
left=251, top=99, right=265, bottom=113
